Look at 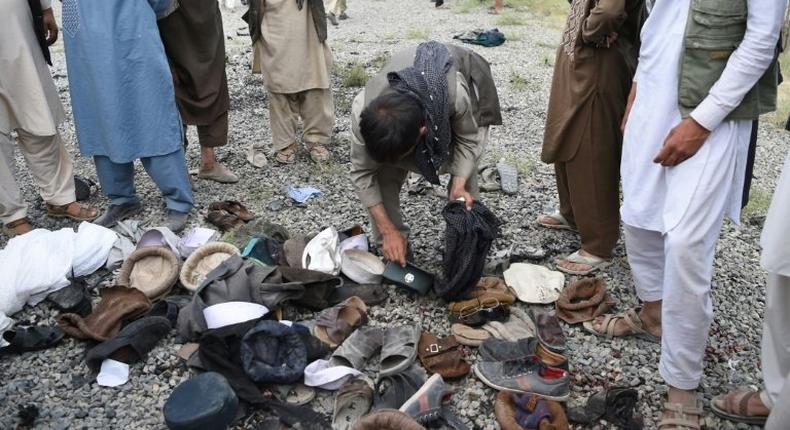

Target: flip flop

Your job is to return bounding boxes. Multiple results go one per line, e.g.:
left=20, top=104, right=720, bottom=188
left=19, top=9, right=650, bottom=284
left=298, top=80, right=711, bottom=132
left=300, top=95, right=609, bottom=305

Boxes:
left=333, top=377, right=373, bottom=430
left=330, top=326, right=383, bottom=370
left=582, top=307, right=661, bottom=344
left=497, top=160, right=519, bottom=195
left=379, top=325, right=421, bottom=377
left=536, top=211, right=577, bottom=232
left=711, top=388, right=769, bottom=425
left=313, top=296, right=368, bottom=348
left=556, top=250, right=611, bottom=276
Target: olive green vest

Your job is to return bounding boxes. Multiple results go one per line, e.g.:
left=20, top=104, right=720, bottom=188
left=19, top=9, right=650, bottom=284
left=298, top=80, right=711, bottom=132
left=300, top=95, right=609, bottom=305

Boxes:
left=679, top=0, right=780, bottom=120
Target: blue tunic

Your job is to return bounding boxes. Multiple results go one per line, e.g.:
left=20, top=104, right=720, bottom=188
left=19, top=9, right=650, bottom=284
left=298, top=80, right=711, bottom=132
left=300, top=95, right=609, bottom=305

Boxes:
left=62, top=0, right=182, bottom=163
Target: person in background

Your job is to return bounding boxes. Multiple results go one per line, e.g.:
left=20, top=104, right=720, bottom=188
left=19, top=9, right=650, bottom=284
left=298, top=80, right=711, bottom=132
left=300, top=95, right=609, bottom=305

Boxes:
left=325, top=0, right=349, bottom=25
left=158, top=0, right=239, bottom=184
left=538, top=0, right=644, bottom=276
left=0, top=0, right=98, bottom=237
left=61, top=0, right=194, bottom=233
left=587, top=0, right=786, bottom=427
left=244, top=0, right=334, bottom=165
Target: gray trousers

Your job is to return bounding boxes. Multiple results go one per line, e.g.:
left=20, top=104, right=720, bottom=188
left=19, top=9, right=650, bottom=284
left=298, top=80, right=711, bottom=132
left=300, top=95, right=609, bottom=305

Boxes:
left=763, top=273, right=790, bottom=429
left=0, top=130, right=76, bottom=224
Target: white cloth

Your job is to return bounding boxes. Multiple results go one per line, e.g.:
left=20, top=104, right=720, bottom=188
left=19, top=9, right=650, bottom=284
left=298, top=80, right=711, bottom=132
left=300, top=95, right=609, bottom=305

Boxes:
left=761, top=152, right=790, bottom=276
left=503, top=263, right=565, bottom=304
left=621, top=0, right=784, bottom=234
left=761, top=274, right=790, bottom=414
left=0, top=222, right=117, bottom=315
left=96, top=359, right=130, bottom=387
left=203, top=302, right=269, bottom=329
left=302, top=227, right=342, bottom=275
left=303, top=359, right=361, bottom=391
left=340, top=249, right=384, bottom=285
left=0, top=0, right=65, bottom=136
left=178, top=227, right=219, bottom=258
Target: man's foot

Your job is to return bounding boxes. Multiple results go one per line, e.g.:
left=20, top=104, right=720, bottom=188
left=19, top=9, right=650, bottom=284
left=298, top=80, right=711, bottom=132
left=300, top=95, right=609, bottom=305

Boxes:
left=165, top=209, right=189, bottom=234
left=536, top=211, right=577, bottom=231
left=307, top=143, right=330, bottom=163
left=274, top=143, right=298, bottom=164
left=556, top=249, right=610, bottom=275
left=584, top=307, right=661, bottom=342
left=46, top=202, right=99, bottom=221
left=659, top=390, right=704, bottom=429
left=339, top=12, right=349, bottom=19
left=94, top=202, right=144, bottom=228
left=711, top=388, right=769, bottom=425
left=5, top=218, right=33, bottom=237
left=198, top=162, right=239, bottom=184
left=327, top=12, right=339, bottom=26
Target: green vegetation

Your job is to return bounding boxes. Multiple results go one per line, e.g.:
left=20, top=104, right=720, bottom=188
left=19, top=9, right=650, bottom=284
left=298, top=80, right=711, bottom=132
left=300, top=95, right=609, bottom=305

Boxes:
left=335, top=61, right=369, bottom=88
left=509, top=69, right=529, bottom=91
left=497, top=12, right=526, bottom=26
left=369, top=53, right=391, bottom=70
left=406, top=28, right=431, bottom=40
left=742, top=188, right=773, bottom=219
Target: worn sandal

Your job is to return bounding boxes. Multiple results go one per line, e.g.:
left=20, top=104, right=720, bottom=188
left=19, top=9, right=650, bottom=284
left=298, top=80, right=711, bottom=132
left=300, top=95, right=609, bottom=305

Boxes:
left=205, top=210, right=243, bottom=232
left=275, top=143, right=299, bottom=164
left=46, top=202, right=98, bottom=221
left=313, top=296, right=368, bottom=348
left=658, top=402, right=704, bottom=430
left=536, top=211, right=577, bottom=231
left=208, top=200, right=256, bottom=221
left=583, top=307, right=661, bottom=343
left=330, top=326, right=384, bottom=370
left=380, top=325, right=421, bottom=377
left=529, top=309, right=566, bottom=353
left=556, top=250, right=611, bottom=276
left=333, top=377, right=373, bottom=430
left=306, top=142, right=330, bottom=163
left=711, top=388, right=769, bottom=425
left=5, top=217, right=33, bottom=237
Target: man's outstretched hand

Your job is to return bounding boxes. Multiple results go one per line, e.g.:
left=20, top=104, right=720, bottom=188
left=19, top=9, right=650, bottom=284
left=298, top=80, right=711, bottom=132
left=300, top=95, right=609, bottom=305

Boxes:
left=450, top=176, right=474, bottom=210
left=653, top=117, right=711, bottom=167
left=42, top=8, right=58, bottom=45
left=381, top=229, right=408, bottom=267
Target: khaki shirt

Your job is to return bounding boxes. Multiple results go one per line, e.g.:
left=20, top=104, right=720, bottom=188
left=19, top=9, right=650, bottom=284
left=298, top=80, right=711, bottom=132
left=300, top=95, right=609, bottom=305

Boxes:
left=350, top=72, right=483, bottom=208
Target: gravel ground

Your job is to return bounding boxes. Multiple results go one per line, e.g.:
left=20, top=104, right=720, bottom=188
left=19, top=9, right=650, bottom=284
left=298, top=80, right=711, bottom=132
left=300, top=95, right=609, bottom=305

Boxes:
left=2, top=1, right=789, bottom=429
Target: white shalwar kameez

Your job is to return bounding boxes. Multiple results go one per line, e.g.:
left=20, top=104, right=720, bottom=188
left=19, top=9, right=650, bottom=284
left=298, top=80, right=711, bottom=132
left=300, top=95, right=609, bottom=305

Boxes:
left=620, top=0, right=787, bottom=390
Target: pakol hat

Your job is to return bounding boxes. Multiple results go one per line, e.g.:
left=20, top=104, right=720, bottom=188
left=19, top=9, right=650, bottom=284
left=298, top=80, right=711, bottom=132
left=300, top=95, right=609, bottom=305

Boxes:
left=118, top=247, right=181, bottom=301
left=179, top=242, right=240, bottom=292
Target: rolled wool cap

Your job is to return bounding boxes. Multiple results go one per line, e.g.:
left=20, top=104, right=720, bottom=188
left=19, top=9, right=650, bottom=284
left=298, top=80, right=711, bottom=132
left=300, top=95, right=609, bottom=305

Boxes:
left=341, top=249, right=385, bottom=285
left=240, top=320, right=307, bottom=385
left=503, top=263, right=565, bottom=304
left=179, top=242, right=240, bottom=292
left=164, top=372, right=239, bottom=430
left=118, top=246, right=181, bottom=301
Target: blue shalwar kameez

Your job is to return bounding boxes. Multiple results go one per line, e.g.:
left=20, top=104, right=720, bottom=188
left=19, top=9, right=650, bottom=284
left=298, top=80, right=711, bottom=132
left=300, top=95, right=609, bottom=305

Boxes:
left=62, top=0, right=193, bottom=213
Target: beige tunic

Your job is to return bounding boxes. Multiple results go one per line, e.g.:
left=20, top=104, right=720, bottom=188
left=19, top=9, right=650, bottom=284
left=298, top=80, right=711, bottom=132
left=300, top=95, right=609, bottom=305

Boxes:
left=252, top=0, right=333, bottom=94
left=350, top=73, right=483, bottom=208
left=0, top=0, right=65, bottom=136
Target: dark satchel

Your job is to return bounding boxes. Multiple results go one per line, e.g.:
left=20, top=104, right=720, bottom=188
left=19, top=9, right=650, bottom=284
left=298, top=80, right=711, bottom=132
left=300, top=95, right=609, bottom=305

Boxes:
left=27, top=0, right=52, bottom=65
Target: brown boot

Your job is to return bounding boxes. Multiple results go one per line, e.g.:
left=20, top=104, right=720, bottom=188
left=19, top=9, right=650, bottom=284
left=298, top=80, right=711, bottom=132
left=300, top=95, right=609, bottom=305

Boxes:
left=58, top=285, right=152, bottom=341
left=352, top=409, right=425, bottom=430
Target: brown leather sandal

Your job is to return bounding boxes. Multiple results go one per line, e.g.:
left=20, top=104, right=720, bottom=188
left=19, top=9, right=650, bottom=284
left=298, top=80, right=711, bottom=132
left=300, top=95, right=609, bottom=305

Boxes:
left=306, top=142, right=330, bottom=163
left=5, top=218, right=33, bottom=237
left=46, top=202, right=99, bottom=221
left=658, top=402, right=704, bottom=430
left=711, top=388, right=769, bottom=425
left=275, top=143, right=299, bottom=164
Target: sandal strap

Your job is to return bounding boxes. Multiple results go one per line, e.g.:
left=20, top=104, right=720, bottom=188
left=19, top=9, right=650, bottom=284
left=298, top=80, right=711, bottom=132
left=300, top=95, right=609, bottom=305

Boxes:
left=6, top=218, right=31, bottom=229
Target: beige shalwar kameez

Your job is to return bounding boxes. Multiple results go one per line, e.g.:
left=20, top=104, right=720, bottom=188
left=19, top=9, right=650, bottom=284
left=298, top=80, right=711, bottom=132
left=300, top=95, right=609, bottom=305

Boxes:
left=0, top=0, right=76, bottom=225
left=253, top=0, right=334, bottom=152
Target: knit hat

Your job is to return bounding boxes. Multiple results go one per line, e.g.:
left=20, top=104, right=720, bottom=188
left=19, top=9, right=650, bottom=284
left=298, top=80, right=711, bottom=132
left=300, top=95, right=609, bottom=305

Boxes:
left=164, top=372, right=239, bottom=430
left=118, top=247, right=181, bottom=301
left=555, top=278, right=615, bottom=324
left=179, top=242, right=240, bottom=292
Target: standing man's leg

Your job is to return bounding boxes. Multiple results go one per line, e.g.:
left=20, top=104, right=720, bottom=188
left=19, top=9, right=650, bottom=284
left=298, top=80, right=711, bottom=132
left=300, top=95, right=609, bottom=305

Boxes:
left=325, top=0, right=339, bottom=25
left=0, top=132, right=29, bottom=233
left=336, top=0, right=349, bottom=19
left=762, top=273, right=790, bottom=428
left=140, top=147, right=194, bottom=232
left=300, top=88, right=334, bottom=162
left=93, top=156, right=144, bottom=227
left=196, top=112, right=238, bottom=183
left=368, top=165, right=409, bottom=245
left=269, top=92, right=300, bottom=164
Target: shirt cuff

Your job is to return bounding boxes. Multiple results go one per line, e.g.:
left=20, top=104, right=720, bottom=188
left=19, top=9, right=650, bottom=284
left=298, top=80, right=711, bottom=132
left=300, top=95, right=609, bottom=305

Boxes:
left=690, top=96, right=731, bottom=132
left=357, top=187, right=383, bottom=209
left=40, top=0, right=52, bottom=9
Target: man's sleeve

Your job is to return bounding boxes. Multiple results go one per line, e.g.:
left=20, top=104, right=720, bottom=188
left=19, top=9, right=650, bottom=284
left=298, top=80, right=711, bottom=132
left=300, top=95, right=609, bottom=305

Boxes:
left=40, top=0, right=52, bottom=9
left=448, top=73, right=482, bottom=181
left=690, top=0, right=787, bottom=131
left=582, top=0, right=627, bottom=44
left=349, top=90, right=385, bottom=208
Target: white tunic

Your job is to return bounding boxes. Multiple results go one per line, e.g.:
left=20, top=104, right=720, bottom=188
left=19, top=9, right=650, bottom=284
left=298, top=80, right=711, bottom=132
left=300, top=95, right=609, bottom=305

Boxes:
left=621, top=0, right=786, bottom=234
left=0, top=0, right=64, bottom=136
left=762, top=152, right=790, bottom=277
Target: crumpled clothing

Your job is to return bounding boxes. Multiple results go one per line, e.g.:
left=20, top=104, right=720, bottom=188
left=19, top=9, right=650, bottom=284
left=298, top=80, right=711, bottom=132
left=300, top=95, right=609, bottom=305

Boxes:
left=302, top=227, right=342, bottom=275
left=435, top=200, right=501, bottom=301
left=453, top=28, right=506, bottom=48
left=0, top=222, right=117, bottom=316
left=287, top=185, right=322, bottom=204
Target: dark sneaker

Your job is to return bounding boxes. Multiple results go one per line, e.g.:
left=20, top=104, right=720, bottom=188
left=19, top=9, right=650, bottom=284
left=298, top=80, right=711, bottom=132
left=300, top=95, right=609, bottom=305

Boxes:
left=165, top=209, right=189, bottom=234
left=473, top=356, right=570, bottom=401
left=478, top=337, right=569, bottom=371
left=94, top=202, right=143, bottom=228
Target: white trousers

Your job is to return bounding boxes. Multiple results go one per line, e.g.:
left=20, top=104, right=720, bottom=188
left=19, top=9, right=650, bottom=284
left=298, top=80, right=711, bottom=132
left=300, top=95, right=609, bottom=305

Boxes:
left=0, top=131, right=75, bottom=224
left=763, top=273, right=790, bottom=429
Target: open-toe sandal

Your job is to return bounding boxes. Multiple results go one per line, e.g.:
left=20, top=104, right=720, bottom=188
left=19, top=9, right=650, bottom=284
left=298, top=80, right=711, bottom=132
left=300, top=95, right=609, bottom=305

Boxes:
left=313, top=296, right=368, bottom=348
left=379, top=325, right=421, bottom=377
left=583, top=307, right=660, bottom=343
left=46, top=202, right=98, bottom=222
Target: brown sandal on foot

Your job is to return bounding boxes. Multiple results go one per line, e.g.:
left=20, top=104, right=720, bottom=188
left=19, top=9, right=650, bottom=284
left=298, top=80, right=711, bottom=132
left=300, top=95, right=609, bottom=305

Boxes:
left=275, top=143, right=299, bottom=164
left=46, top=202, right=99, bottom=222
left=583, top=307, right=661, bottom=343
left=658, top=402, right=704, bottom=430
left=306, top=142, right=330, bottom=163
left=5, top=218, right=33, bottom=237
left=711, top=388, right=769, bottom=425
